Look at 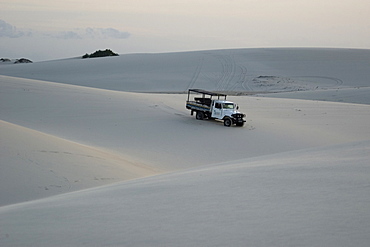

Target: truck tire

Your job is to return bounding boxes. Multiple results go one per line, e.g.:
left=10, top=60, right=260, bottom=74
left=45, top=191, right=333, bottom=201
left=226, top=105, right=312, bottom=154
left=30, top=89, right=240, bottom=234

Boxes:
left=196, top=111, right=204, bottom=120
left=224, top=118, right=232, bottom=127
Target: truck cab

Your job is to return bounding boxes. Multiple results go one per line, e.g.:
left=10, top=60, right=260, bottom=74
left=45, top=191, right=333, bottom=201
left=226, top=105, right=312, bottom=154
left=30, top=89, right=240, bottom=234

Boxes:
left=211, top=100, right=234, bottom=118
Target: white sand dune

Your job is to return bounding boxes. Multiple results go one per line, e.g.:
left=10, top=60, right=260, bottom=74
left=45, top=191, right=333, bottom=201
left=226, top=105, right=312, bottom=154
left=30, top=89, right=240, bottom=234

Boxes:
left=0, top=120, right=159, bottom=206
left=258, top=87, right=370, bottom=105
left=2, top=75, right=369, bottom=172
left=1, top=48, right=370, bottom=99
left=1, top=140, right=369, bottom=246
left=1, top=48, right=370, bottom=246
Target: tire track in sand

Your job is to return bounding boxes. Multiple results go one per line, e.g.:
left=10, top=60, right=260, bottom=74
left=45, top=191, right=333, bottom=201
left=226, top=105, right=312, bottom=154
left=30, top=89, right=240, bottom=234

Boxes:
left=214, top=54, right=237, bottom=92
left=186, top=57, right=204, bottom=90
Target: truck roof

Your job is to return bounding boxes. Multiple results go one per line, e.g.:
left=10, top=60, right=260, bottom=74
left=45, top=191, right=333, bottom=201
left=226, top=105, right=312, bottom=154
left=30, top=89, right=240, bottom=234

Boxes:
left=188, top=89, right=227, bottom=97
left=215, top=100, right=234, bottom=104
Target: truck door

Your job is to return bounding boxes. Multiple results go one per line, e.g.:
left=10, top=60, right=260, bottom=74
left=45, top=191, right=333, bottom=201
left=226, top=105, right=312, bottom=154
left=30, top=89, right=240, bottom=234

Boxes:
left=212, top=102, right=222, bottom=119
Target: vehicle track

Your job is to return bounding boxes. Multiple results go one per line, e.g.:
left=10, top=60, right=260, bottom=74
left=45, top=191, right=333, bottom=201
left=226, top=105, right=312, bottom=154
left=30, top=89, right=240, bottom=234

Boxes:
left=228, top=65, right=250, bottom=92
left=214, top=54, right=237, bottom=92
left=293, top=76, right=344, bottom=87
left=239, top=65, right=253, bottom=92
left=186, top=57, right=204, bottom=91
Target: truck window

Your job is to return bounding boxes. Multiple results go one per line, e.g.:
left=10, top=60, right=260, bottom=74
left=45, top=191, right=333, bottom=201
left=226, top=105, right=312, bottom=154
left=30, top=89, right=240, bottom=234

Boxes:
left=215, top=103, right=221, bottom=109
left=223, top=103, right=234, bottom=109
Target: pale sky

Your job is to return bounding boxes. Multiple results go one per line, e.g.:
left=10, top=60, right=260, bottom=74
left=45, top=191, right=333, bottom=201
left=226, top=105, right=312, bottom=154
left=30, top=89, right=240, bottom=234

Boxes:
left=1, top=0, right=369, bottom=61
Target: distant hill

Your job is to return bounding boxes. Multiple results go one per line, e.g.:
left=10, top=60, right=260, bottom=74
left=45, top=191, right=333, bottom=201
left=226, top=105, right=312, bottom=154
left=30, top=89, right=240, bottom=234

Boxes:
left=1, top=58, right=33, bottom=64
left=82, top=49, right=119, bottom=59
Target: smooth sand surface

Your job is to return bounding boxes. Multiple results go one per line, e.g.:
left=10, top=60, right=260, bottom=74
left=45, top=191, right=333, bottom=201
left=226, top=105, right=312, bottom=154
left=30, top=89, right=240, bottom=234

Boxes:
left=1, top=48, right=369, bottom=246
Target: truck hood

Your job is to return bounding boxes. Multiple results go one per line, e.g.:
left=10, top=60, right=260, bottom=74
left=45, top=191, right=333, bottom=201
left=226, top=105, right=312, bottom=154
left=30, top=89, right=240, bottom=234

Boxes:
left=224, top=109, right=245, bottom=117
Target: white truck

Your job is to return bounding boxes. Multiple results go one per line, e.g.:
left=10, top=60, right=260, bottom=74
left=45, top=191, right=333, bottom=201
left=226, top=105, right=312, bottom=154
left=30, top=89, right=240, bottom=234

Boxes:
left=186, top=89, right=246, bottom=127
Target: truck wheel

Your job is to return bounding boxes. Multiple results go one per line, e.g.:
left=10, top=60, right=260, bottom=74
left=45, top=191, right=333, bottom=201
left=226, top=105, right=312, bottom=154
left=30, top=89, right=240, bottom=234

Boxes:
left=196, top=111, right=204, bottom=120
left=224, top=118, right=232, bottom=127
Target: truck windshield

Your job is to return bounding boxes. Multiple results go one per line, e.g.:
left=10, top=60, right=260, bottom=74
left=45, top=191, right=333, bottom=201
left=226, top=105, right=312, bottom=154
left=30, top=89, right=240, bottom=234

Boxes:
left=223, top=103, right=234, bottom=109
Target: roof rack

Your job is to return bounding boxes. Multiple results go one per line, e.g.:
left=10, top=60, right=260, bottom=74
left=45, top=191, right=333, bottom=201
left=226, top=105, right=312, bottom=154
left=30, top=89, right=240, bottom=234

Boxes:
left=187, top=89, right=227, bottom=101
left=188, top=89, right=227, bottom=97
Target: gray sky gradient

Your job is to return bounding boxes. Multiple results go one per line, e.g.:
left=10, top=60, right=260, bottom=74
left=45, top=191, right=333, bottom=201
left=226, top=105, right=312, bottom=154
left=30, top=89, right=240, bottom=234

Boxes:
left=1, top=0, right=369, bottom=61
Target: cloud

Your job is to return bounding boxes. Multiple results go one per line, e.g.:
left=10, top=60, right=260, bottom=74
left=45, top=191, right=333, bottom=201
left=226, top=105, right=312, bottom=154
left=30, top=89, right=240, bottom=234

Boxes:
left=84, top=28, right=131, bottom=39
left=46, top=28, right=131, bottom=40
left=0, top=19, right=31, bottom=38
left=52, top=31, right=82, bottom=39
left=98, top=28, right=131, bottom=39
left=0, top=20, right=130, bottom=40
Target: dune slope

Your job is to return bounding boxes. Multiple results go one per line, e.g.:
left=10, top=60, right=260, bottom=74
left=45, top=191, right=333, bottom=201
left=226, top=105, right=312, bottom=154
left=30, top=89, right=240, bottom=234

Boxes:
left=2, top=75, right=369, bottom=169
left=1, top=48, right=369, bottom=103
left=1, top=72, right=370, bottom=205
left=1, top=48, right=370, bottom=246
left=1, top=140, right=369, bottom=247
left=0, top=120, right=159, bottom=206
